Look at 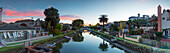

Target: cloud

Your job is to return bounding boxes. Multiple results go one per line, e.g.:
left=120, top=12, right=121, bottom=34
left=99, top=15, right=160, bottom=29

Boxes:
left=60, top=15, right=81, bottom=21
left=7, top=5, right=16, bottom=10
left=3, top=9, right=45, bottom=17
left=3, top=17, right=31, bottom=23
left=141, top=7, right=170, bottom=16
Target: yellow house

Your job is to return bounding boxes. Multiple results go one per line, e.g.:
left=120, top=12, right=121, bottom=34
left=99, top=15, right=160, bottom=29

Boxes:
left=118, top=21, right=128, bottom=32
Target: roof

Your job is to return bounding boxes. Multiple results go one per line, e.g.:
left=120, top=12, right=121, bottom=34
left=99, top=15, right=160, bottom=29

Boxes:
left=0, top=24, right=35, bottom=30
left=15, top=19, right=34, bottom=23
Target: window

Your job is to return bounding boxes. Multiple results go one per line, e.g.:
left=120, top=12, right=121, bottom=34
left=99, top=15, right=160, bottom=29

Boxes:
left=167, top=17, right=170, bottom=21
left=165, top=30, right=168, bottom=36
left=163, top=17, right=165, bottom=20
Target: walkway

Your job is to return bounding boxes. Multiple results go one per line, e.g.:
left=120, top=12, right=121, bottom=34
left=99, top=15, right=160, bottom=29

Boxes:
left=5, top=35, right=52, bottom=47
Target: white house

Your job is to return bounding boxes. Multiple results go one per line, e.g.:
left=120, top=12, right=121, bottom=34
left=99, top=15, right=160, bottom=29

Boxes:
left=14, top=18, right=42, bottom=33
left=161, top=9, right=170, bottom=38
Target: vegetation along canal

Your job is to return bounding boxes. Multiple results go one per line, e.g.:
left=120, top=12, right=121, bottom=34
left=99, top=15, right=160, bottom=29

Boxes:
left=52, top=31, right=134, bottom=53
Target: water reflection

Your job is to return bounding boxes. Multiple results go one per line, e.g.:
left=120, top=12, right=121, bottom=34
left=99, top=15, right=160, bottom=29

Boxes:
left=98, top=40, right=108, bottom=51
left=52, top=32, right=127, bottom=53
left=52, top=39, right=70, bottom=53
left=72, top=32, right=84, bottom=42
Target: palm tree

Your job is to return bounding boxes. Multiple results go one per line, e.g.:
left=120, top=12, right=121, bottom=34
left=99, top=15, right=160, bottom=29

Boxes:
left=98, top=15, right=108, bottom=32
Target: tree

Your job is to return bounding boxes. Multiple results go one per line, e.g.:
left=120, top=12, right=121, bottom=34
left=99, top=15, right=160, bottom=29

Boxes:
left=54, top=24, right=63, bottom=35
left=109, top=24, right=119, bottom=32
left=98, top=15, right=108, bottom=32
left=151, top=14, right=158, bottom=31
left=72, top=19, right=84, bottom=29
left=62, top=25, right=70, bottom=31
left=96, top=23, right=100, bottom=26
left=44, top=7, right=60, bottom=30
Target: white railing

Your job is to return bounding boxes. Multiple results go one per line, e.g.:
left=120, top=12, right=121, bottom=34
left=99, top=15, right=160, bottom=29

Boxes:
left=1, top=40, right=6, bottom=46
left=119, top=33, right=141, bottom=42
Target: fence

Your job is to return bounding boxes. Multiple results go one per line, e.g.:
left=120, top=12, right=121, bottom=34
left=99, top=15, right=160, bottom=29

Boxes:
left=119, top=33, right=141, bottom=42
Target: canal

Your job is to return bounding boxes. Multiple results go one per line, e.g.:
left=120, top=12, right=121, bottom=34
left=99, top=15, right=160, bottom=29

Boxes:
left=53, top=32, right=130, bottom=53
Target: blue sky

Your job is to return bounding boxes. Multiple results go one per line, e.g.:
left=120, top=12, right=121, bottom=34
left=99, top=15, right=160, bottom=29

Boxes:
left=0, top=0, right=170, bottom=25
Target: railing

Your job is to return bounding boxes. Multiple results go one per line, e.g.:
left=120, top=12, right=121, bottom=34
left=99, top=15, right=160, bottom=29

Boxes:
left=1, top=40, right=6, bottom=46
left=119, top=33, right=141, bottom=42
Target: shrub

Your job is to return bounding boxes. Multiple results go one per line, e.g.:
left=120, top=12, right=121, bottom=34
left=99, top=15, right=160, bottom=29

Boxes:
left=138, top=38, right=142, bottom=43
left=155, top=32, right=163, bottom=41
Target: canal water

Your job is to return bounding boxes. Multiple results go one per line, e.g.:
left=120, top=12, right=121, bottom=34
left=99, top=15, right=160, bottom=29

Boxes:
left=53, top=32, right=129, bottom=53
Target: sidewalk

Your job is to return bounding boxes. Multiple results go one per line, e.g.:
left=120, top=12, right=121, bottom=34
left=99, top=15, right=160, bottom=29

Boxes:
left=5, top=35, right=52, bottom=47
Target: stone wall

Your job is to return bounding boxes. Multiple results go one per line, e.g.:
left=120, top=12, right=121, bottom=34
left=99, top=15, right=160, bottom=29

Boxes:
left=142, top=38, right=170, bottom=47
left=116, top=39, right=153, bottom=53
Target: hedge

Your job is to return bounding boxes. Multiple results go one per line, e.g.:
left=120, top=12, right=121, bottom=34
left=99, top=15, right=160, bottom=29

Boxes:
left=93, top=30, right=114, bottom=38
left=0, top=45, right=24, bottom=52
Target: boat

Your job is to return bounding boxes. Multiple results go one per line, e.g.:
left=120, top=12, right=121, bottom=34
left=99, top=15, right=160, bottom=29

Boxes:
left=25, top=44, right=53, bottom=53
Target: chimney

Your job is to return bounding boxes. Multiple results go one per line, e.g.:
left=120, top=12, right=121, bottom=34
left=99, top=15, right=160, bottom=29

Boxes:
left=0, top=7, right=2, bottom=25
left=158, top=5, right=162, bottom=32
left=138, top=13, right=140, bottom=19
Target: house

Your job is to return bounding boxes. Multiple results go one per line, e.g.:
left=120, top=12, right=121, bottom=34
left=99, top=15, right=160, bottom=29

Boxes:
left=118, top=21, right=128, bottom=33
left=157, top=5, right=170, bottom=39
left=14, top=18, right=42, bottom=33
left=161, top=9, right=170, bottom=38
left=0, top=24, right=36, bottom=46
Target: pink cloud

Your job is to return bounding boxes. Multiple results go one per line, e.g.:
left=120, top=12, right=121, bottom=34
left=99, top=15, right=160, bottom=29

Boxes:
left=3, top=9, right=45, bottom=17
left=60, top=15, right=81, bottom=21
left=4, top=18, right=23, bottom=23
left=3, top=17, right=30, bottom=23
left=60, top=17, right=78, bottom=20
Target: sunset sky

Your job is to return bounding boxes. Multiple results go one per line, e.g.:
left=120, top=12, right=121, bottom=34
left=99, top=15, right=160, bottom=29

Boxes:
left=0, top=0, right=170, bottom=25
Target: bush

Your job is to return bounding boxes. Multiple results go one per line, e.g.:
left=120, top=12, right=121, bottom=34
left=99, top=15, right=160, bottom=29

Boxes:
left=139, top=38, right=142, bottom=43
left=155, top=32, right=163, bottom=41
left=0, top=45, right=24, bottom=52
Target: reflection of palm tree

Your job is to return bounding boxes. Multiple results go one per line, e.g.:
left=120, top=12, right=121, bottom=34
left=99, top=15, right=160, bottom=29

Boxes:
left=98, top=40, right=108, bottom=51
left=98, top=15, right=108, bottom=32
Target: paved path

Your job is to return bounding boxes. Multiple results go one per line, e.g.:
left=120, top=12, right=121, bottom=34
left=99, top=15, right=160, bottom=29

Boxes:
left=6, top=35, right=52, bottom=47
